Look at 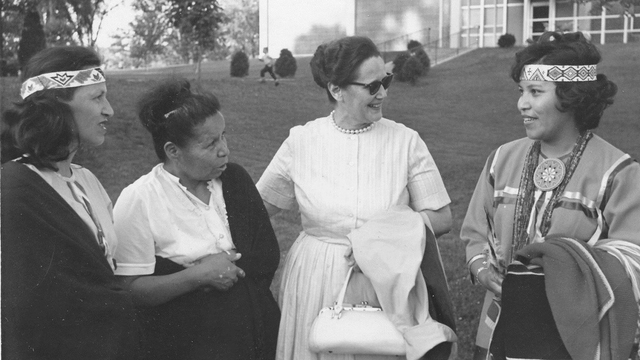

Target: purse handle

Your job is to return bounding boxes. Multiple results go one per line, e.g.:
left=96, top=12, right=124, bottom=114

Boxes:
left=332, top=266, right=355, bottom=317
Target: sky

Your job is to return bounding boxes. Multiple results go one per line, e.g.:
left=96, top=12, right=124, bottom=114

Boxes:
left=96, top=0, right=241, bottom=48
left=96, top=0, right=135, bottom=48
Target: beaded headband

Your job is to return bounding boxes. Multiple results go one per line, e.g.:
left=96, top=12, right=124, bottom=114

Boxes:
left=20, top=67, right=106, bottom=99
left=520, top=64, right=597, bottom=82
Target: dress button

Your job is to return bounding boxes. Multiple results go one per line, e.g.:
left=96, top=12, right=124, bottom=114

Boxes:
left=350, top=136, right=356, bottom=140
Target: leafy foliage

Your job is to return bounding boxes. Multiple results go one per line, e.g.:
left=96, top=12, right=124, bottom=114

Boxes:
left=398, top=55, right=423, bottom=84
left=18, top=9, right=46, bottom=70
left=166, top=0, right=227, bottom=78
left=2, top=0, right=111, bottom=48
left=222, top=0, right=259, bottom=58
left=230, top=50, right=249, bottom=77
left=393, top=40, right=431, bottom=85
left=392, top=52, right=410, bottom=76
left=275, top=48, right=297, bottom=78
left=407, top=39, right=422, bottom=51
left=413, top=48, right=430, bottom=75
left=129, top=0, right=172, bottom=66
left=166, top=0, right=226, bottom=63
left=407, top=39, right=430, bottom=74
left=498, top=33, right=516, bottom=48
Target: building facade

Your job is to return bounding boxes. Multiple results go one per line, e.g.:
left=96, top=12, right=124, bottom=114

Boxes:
left=259, top=0, right=638, bottom=55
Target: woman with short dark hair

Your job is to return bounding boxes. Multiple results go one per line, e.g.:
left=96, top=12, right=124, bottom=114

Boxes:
left=462, top=32, right=640, bottom=360
left=113, top=78, right=280, bottom=360
left=258, top=36, right=457, bottom=359
left=1, top=46, right=138, bottom=359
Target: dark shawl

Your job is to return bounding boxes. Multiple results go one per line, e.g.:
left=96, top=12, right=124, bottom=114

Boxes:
left=1, top=161, right=139, bottom=360
left=136, top=162, right=281, bottom=360
left=421, top=227, right=457, bottom=360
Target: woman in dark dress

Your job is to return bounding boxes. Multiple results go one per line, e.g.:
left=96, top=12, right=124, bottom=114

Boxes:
left=1, top=46, right=138, bottom=359
left=113, top=78, right=280, bottom=360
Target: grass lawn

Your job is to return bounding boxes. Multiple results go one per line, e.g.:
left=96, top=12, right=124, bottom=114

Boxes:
left=2, top=43, right=638, bottom=358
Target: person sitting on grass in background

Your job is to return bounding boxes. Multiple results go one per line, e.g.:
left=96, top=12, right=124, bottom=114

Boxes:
left=113, top=78, right=281, bottom=360
left=259, top=47, right=279, bottom=86
left=1, top=45, right=139, bottom=359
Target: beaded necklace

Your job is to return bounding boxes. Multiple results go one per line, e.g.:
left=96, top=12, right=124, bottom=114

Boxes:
left=510, top=130, right=593, bottom=263
left=330, top=111, right=375, bottom=135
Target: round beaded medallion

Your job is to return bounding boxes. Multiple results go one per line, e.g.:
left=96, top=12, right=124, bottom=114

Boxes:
left=533, top=158, right=566, bottom=191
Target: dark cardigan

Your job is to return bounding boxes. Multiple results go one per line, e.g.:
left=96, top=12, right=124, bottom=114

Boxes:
left=135, top=162, right=281, bottom=360
left=1, top=161, right=139, bottom=360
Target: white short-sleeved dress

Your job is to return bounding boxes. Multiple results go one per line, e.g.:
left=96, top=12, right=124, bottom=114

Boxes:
left=257, top=115, right=451, bottom=360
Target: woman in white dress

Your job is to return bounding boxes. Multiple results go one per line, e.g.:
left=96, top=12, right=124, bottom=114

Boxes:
left=257, top=36, right=456, bottom=360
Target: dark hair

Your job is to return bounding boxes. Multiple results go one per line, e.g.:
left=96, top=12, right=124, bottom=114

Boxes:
left=1, top=46, right=102, bottom=168
left=310, top=36, right=381, bottom=103
left=511, top=31, right=617, bottom=131
left=137, top=78, right=221, bottom=161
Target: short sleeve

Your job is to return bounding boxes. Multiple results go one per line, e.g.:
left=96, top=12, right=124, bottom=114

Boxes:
left=407, top=133, right=451, bottom=211
left=256, top=136, right=296, bottom=210
left=112, top=185, right=156, bottom=276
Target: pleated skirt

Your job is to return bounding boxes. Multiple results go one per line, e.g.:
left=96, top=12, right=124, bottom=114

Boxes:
left=276, top=232, right=404, bottom=360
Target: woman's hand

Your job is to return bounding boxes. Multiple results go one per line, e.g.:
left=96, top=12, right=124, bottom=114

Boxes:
left=477, top=267, right=503, bottom=298
left=192, top=252, right=245, bottom=291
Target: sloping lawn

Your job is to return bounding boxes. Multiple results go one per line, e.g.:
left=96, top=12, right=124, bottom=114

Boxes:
left=2, top=43, right=638, bottom=358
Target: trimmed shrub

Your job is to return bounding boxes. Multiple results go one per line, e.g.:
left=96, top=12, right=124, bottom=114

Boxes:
left=398, top=56, right=423, bottom=85
left=275, top=48, right=297, bottom=78
left=1, top=58, right=19, bottom=77
left=407, top=39, right=422, bottom=52
left=392, top=53, right=410, bottom=76
left=230, top=51, right=249, bottom=77
left=413, top=48, right=430, bottom=75
left=498, top=33, right=516, bottom=48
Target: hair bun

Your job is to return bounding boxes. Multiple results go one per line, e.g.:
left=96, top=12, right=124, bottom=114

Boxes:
left=310, top=44, right=330, bottom=89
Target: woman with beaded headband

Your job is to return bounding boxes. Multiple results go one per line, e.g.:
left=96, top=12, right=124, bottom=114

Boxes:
left=0, top=46, right=138, bottom=359
left=112, top=78, right=280, bottom=360
left=257, top=36, right=457, bottom=359
left=461, top=31, right=640, bottom=360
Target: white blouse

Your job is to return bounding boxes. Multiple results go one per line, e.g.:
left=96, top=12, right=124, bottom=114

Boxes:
left=257, top=115, right=450, bottom=240
left=24, top=163, right=118, bottom=271
left=113, top=164, right=234, bottom=276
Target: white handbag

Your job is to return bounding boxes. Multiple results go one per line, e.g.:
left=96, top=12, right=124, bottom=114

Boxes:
left=308, top=266, right=406, bottom=355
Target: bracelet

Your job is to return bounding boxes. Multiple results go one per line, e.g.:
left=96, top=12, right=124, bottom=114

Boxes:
left=468, top=254, right=488, bottom=284
left=467, top=254, right=487, bottom=269
left=475, top=266, right=488, bottom=280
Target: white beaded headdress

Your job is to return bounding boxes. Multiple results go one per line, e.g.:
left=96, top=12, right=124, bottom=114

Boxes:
left=520, top=64, right=597, bottom=82
left=20, top=67, right=106, bottom=99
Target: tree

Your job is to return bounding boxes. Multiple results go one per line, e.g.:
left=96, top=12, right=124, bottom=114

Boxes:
left=223, top=0, right=258, bottom=58
left=167, top=0, right=227, bottom=80
left=1, top=0, right=23, bottom=69
left=129, top=0, right=172, bottom=66
left=18, top=9, right=46, bottom=70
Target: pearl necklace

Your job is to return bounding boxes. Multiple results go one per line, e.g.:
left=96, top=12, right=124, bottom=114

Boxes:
left=330, top=111, right=374, bottom=135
